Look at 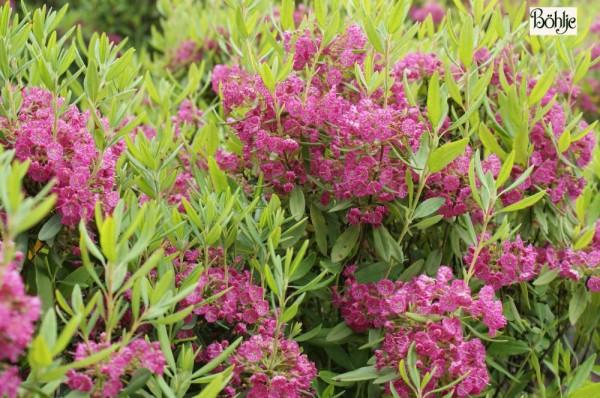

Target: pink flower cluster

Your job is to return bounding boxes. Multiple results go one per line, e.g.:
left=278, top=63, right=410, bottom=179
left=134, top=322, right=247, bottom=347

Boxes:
left=0, top=247, right=41, bottom=398
left=537, top=245, right=600, bottom=291
left=333, top=265, right=506, bottom=396
left=409, top=1, right=445, bottom=24
left=465, top=234, right=538, bottom=290
left=425, top=147, right=500, bottom=220
left=198, top=319, right=317, bottom=398
left=180, top=267, right=270, bottom=335
left=526, top=90, right=594, bottom=203
left=228, top=332, right=317, bottom=397
left=0, top=87, right=123, bottom=225
left=377, top=319, right=488, bottom=397
left=214, top=24, right=445, bottom=225
left=66, top=337, right=166, bottom=397
left=0, top=366, right=20, bottom=398
left=165, top=245, right=270, bottom=335
left=168, top=40, right=203, bottom=70
left=393, top=52, right=444, bottom=82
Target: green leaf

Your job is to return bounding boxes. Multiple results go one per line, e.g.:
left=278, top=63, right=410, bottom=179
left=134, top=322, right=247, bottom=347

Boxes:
left=51, top=313, right=82, bottom=357
left=415, top=215, right=443, bottom=229
left=533, top=266, right=560, bottom=286
left=566, top=354, right=597, bottom=395
left=290, top=186, right=305, bottom=221
left=152, top=305, right=195, bottom=325
left=144, top=72, right=160, bottom=102
left=513, top=120, right=530, bottom=166
left=574, top=228, right=596, bottom=251
left=406, top=343, right=420, bottom=388
left=428, top=137, right=469, bottom=173
left=413, top=197, right=445, bottom=219
left=364, top=16, right=384, bottom=54
left=208, top=157, right=228, bottom=193
left=235, top=6, right=248, bottom=39
left=84, top=58, right=99, bottom=102
left=99, top=216, right=117, bottom=263
left=38, top=213, right=62, bottom=241
left=326, top=322, right=354, bottom=343
left=459, top=15, right=474, bottom=68
left=191, top=338, right=242, bottom=379
left=263, top=263, right=279, bottom=296
left=571, top=120, right=597, bottom=142
left=373, top=226, right=392, bottom=262
left=570, top=382, right=600, bottom=398
left=259, top=62, right=275, bottom=92
left=331, top=225, right=360, bottom=262
left=468, top=157, right=483, bottom=210
left=427, top=72, right=441, bottom=129
left=497, top=190, right=546, bottom=214
left=495, top=150, right=515, bottom=189
left=569, top=285, right=589, bottom=325
left=295, top=324, right=322, bottom=342
left=204, top=224, right=222, bottom=246
left=558, top=130, right=571, bottom=153
left=322, top=11, right=340, bottom=48
left=121, top=368, right=152, bottom=396
left=445, top=66, right=463, bottom=106
left=487, top=338, right=530, bottom=356
left=334, top=366, right=380, bottom=382
left=19, top=195, right=57, bottom=233
left=310, top=205, right=328, bottom=255
left=388, top=0, right=409, bottom=33
left=315, top=0, right=326, bottom=28
left=479, top=123, right=507, bottom=159
left=281, top=293, right=305, bottom=323
left=28, top=335, right=53, bottom=369
left=194, top=372, right=225, bottom=398
left=574, top=50, right=592, bottom=84
left=528, top=65, right=557, bottom=106
left=280, top=0, right=294, bottom=30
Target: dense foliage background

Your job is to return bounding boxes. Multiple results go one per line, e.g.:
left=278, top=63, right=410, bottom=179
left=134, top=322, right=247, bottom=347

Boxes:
left=1, top=0, right=600, bottom=397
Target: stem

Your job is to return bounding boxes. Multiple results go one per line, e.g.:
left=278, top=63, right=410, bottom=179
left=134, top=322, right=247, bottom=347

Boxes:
left=382, top=36, right=391, bottom=108
left=465, top=211, right=493, bottom=284
left=269, top=281, right=287, bottom=370
left=385, top=169, right=428, bottom=278
left=302, top=46, right=323, bottom=102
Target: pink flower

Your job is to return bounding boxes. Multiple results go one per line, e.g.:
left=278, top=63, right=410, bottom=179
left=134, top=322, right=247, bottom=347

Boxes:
left=465, top=234, right=539, bottom=290
left=410, top=1, right=445, bottom=24
left=66, top=370, right=93, bottom=392
left=0, top=365, right=20, bottom=398
left=66, top=338, right=165, bottom=396
left=0, top=246, right=41, bottom=363
left=230, top=332, right=317, bottom=397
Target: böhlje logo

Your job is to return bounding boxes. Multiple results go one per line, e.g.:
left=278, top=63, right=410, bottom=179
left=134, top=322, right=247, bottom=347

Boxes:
left=530, top=7, right=577, bottom=36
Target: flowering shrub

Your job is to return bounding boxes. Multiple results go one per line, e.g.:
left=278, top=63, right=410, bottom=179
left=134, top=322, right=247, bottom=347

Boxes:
left=0, top=1, right=599, bottom=398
